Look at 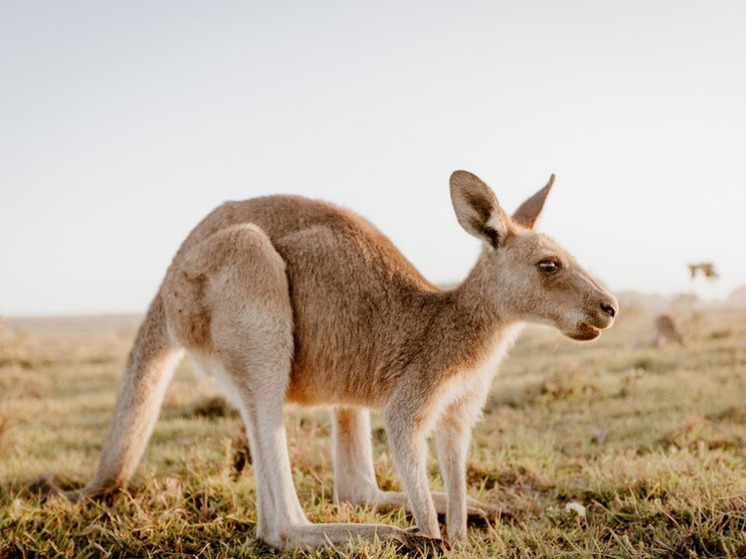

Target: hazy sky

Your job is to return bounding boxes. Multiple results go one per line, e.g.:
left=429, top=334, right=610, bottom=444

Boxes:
left=2, top=1, right=745, bottom=316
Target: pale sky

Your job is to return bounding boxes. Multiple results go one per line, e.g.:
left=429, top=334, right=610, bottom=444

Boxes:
left=1, top=1, right=745, bottom=316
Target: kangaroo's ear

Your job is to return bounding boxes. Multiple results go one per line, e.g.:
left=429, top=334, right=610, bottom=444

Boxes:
left=512, top=174, right=555, bottom=229
left=450, top=170, right=507, bottom=249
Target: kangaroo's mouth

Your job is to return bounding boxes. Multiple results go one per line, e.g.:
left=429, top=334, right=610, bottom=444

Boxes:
left=567, top=322, right=600, bottom=341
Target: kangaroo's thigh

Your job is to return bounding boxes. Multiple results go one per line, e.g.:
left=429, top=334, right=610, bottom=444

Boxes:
left=163, top=223, right=293, bottom=359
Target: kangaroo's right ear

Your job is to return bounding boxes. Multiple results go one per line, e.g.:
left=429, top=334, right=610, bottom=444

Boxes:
left=450, top=170, right=507, bottom=249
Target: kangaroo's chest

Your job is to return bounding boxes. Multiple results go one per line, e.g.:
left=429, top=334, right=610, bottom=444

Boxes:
left=436, top=325, right=523, bottom=412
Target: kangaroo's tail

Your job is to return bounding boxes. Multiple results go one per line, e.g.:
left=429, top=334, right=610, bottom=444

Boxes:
left=76, top=293, right=183, bottom=497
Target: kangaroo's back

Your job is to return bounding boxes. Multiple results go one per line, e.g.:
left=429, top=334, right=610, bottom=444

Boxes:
left=166, top=195, right=443, bottom=406
left=174, top=195, right=434, bottom=293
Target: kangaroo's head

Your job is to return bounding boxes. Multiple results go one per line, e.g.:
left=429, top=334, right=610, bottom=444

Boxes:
left=450, top=170, right=617, bottom=341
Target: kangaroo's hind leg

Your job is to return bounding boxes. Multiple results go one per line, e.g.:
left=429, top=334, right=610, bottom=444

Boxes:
left=331, top=407, right=380, bottom=505
left=181, top=224, right=441, bottom=552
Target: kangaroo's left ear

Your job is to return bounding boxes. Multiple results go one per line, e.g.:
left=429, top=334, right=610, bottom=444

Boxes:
left=450, top=170, right=509, bottom=249
left=512, top=174, right=555, bottom=229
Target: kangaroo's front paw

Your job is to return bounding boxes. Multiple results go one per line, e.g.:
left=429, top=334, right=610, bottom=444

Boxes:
left=54, top=484, right=121, bottom=504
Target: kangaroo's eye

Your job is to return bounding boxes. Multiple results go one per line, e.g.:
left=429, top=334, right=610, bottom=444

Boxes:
left=538, top=258, right=562, bottom=274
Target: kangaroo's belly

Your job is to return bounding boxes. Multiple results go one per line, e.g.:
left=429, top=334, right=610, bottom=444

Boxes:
left=284, top=361, right=394, bottom=409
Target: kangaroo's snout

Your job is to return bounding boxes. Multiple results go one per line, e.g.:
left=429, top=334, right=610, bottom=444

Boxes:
left=590, top=293, right=618, bottom=332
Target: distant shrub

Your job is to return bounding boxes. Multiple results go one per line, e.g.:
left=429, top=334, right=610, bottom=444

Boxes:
left=707, top=329, right=732, bottom=340
left=188, top=395, right=237, bottom=420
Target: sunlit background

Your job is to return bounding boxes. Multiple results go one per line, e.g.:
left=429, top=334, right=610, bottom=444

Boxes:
left=2, top=1, right=745, bottom=316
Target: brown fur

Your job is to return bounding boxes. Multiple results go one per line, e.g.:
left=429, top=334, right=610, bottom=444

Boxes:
left=67, top=170, right=617, bottom=551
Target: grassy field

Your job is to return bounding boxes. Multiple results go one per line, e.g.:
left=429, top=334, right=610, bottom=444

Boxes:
left=1, top=305, right=746, bottom=558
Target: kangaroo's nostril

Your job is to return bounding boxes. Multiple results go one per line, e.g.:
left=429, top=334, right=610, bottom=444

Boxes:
left=601, top=302, right=617, bottom=318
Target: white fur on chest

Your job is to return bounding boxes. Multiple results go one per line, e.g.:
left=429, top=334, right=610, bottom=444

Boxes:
left=440, top=324, right=523, bottom=410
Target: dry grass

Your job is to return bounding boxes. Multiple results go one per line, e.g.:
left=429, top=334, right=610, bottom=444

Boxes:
left=1, top=307, right=746, bottom=558
left=0, top=412, right=13, bottom=455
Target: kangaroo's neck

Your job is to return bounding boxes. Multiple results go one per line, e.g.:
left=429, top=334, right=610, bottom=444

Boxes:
left=418, top=250, right=521, bottom=373
left=451, top=250, right=512, bottom=330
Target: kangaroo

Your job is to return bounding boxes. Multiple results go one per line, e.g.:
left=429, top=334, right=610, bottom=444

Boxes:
left=65, top=170, right=617, bottom=551
left=652, top=313, right=685, bottom=346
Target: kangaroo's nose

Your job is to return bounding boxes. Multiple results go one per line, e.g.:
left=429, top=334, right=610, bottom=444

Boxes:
left=601, top=301, right=617, bottom=318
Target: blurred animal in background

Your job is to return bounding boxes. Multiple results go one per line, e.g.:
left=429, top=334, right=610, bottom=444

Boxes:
left=652, top=314, right=685, bottom=346
left=688, top=262, right=719, bottom=280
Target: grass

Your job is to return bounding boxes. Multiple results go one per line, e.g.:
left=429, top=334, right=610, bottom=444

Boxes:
left=1, top=307, right=746, bottom=558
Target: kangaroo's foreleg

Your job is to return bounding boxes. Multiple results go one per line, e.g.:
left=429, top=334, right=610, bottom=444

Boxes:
left=434, top=397, right=482, bottom=541
left=384, top=386, right=441, bottom=538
